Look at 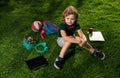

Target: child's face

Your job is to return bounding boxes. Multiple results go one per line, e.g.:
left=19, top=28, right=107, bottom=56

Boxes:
left=65, top=14, right=76, bottom=25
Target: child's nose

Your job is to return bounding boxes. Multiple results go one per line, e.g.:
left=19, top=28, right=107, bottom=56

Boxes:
left=69, top=20, right=72, bottom=22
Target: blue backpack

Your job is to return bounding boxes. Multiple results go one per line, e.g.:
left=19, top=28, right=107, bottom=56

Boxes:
left=40, top=20, right=58, bottom=40
left=43, top=20, right=58, bottom=35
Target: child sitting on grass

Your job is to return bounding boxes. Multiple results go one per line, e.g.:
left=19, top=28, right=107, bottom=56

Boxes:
left=54, top=6, right=105, bottom=69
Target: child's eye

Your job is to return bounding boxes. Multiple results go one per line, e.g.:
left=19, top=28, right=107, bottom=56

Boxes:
left=71, top=19, right=75, bottom=20
left=66, top=18, right=69, bottom=20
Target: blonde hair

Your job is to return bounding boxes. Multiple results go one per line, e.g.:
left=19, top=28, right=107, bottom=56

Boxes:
left=61, top=6, right=79, bottom=24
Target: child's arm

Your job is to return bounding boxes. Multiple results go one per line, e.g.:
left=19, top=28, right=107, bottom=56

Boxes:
left=77, top=29, right=87, bottom=41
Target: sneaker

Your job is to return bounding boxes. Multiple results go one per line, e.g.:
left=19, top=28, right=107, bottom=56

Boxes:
left=93, top=49, right=105, bottom=60
left=54, top=57, right=64, bottom=69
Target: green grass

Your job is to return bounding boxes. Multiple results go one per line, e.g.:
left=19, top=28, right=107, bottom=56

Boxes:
left=0, top=0, right=120, bottom=78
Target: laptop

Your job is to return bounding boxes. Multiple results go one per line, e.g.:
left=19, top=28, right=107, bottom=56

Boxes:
left=25, top=56, right=48, bottom=71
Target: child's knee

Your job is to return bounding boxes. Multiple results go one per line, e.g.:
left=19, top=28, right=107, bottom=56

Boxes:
left=64, top=41, right=72, bottom=45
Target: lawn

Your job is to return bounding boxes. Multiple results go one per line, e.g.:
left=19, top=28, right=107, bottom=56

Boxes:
left=0, top=0, right=120, bottom=78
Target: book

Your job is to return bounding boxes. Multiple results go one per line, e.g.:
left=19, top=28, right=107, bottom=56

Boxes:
left=89, top=31, right=105, bottom=41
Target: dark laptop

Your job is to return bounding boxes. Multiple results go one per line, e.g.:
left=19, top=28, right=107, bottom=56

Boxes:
left=25, top=56, right=48, bottom=71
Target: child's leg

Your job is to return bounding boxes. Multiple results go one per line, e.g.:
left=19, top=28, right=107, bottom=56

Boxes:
left=54, top=39, right=71, bottom=69
left=75, top=36, right=94, bottom=53
left=59, top=41, right=71, bottom=58
left=57, top=37, right=72, bottom=58
left=82, top=41, right=94, bottom=53
left=75, top=36, right=105, bottom=60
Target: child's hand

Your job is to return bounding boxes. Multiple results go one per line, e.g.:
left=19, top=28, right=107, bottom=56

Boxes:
left=69, top=36, right=75, bottom=39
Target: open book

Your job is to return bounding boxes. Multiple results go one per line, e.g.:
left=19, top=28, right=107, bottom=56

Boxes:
left=89, top=31, right=105, bottom=41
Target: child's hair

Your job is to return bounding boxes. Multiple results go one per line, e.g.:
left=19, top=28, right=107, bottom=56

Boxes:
left=61, top=6, right=79, bottom=24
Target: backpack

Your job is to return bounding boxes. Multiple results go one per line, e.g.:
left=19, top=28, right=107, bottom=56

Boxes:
left=43, top=20, right=58, bottom=35
left=40, top=20, right=58, bottom=40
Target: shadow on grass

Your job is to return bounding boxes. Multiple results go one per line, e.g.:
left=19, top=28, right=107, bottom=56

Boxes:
left=64, top=47, right=76, bottom=60
left=0, top=0, right=12, bottom=13
left=64, top=45, right=76, bottom=61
